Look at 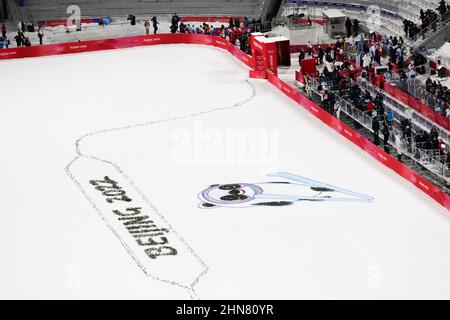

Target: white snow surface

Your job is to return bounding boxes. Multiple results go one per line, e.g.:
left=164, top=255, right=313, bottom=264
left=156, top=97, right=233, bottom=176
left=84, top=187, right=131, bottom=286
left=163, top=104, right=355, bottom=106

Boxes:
left=0, top=44, right=449, bottom=299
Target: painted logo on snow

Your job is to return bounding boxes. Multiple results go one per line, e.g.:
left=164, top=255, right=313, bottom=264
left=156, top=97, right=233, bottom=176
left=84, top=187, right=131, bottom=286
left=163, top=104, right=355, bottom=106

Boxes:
left=198, top=172, right=374, bottom=208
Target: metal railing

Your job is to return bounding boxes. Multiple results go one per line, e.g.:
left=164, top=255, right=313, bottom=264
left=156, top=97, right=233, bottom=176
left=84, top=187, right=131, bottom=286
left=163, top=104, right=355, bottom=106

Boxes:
left=390, top=75, right=450, bottom=119
left=308, top=75, right=450, bottom=180
left=336, top=90, right=450, bottom=179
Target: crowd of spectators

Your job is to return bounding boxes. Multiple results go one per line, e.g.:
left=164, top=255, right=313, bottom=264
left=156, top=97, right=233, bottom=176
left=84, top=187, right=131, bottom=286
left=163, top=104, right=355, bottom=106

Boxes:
left=346, top=83, right=394, bottom=149
left=0, top=21, right=45, bottom=48
left=414, top=126, right=442, bottom=150
left=425, top=77, right=450, bottom=116
left=297, top=34, right=391, bottom=143
left=291, top=0, right=450, bottom=170
left=165, top=15, right=261, bottom=54
left=305, top=17, right=449, bottom=155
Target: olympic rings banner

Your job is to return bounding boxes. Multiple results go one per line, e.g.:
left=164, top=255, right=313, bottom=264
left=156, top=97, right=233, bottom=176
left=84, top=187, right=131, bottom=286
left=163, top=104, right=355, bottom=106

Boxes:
left=0, top=34, right=448, bottom=210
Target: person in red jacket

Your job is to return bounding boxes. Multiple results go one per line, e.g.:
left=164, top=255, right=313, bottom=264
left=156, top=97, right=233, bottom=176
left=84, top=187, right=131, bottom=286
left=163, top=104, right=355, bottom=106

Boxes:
left=229, top=28, right=237, bottom=45
left=367, top=100, right=375, bottom=114
left=377, top=71, right=385, bottom=90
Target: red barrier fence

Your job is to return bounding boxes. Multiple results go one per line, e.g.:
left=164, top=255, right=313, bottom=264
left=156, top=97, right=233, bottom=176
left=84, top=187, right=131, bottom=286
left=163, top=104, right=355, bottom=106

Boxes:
left=383, top=81, right=450, bottom=130
left=0, top=34, right=448, bottom=210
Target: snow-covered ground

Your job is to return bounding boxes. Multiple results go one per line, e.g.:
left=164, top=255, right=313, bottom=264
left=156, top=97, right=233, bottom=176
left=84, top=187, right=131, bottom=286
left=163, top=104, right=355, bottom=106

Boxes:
left=0, top=44, right=449, bottom=299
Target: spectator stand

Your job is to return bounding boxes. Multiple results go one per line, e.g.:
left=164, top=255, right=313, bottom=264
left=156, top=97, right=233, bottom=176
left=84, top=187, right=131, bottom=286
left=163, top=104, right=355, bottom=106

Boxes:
left=387, top=73, right=450, bottom=127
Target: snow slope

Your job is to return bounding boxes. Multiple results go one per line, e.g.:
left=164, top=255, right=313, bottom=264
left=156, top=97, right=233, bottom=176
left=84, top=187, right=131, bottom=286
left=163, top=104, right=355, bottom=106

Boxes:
left=0, top=44, right=449, bottom=299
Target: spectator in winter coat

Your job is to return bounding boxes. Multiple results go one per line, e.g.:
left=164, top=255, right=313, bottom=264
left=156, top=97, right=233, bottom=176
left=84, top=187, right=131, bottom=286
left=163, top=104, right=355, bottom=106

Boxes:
left=372, top=116, right=380, bottom=145
left=382, top=126, right=390, bottom=152
left=229, top=28, right=237, bottom=45
left=0, top=36, right=10, bottom=49
left=366, top=100, right=375, bottom=114
left=353, top=19, right=359, bottom=36
left=362, top=53, right=372, bottom=68
left=298, top=50, right=305, bottom=66
left=220, top=25, right=226, bottom=38
left=38, top=27, right=44, bottom=45
left=322, top=90, right=330, bottom=112
left=144, top=20, right=150, bottom=35
left=357, top=34, right=365, bottom=53
left=24, top=37, right=31, bottom=47
left=324, top=57, right=334, bottom=73
left=229, top=18, right=234, bottom=28
left=345, top=17, right=352, bottom=37
left=180, top=22, right=187, bottom=34
left=151, top=17, right=159, bottom=34
left=1, top=24, right=6, bottom=38
left=334, top=100, right=341, bottom=119
left=305, top=40, right=312, bottom=56
left=317, top=46, right=324, bottom=64
left=14, top=32, right=22, bottom=47
left=171, top=14, right=179, bottom=33
left=438, top=0, right=447, bottom=15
